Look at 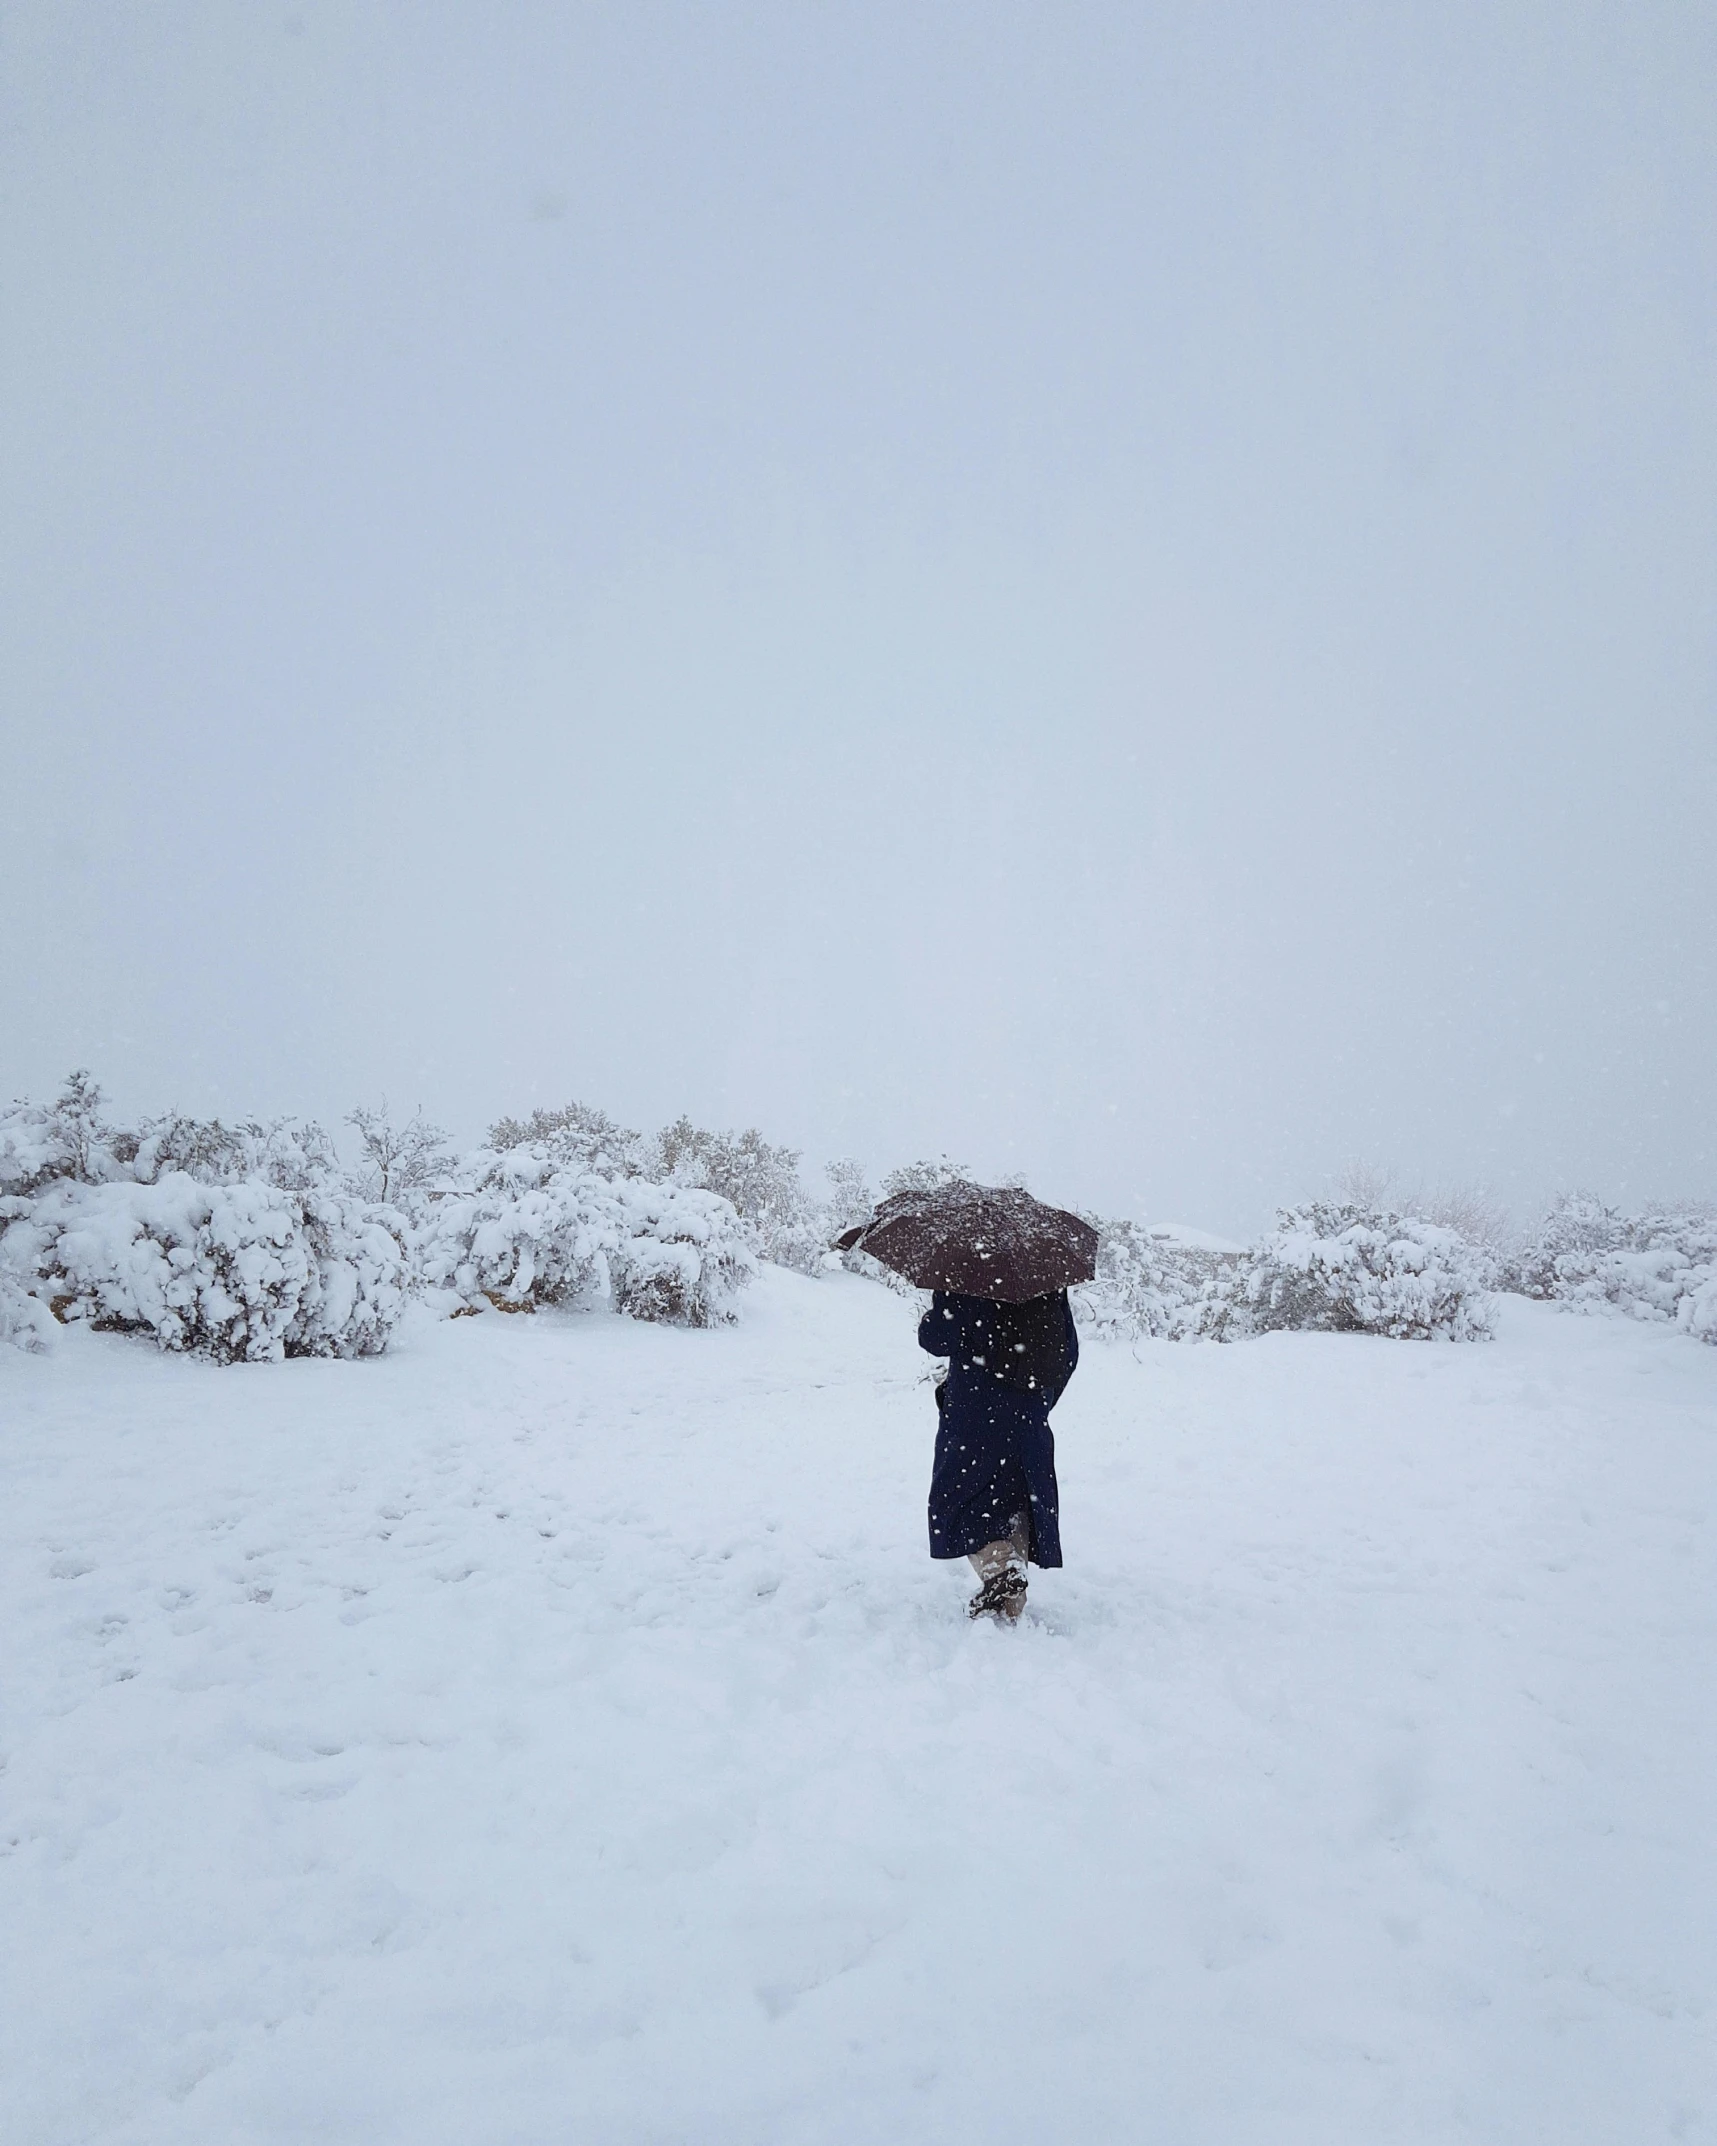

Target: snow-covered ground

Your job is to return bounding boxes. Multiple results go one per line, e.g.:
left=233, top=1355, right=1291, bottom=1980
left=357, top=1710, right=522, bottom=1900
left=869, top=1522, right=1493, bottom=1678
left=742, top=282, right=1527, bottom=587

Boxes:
left=3, top=1271, right=1712, bottom=2145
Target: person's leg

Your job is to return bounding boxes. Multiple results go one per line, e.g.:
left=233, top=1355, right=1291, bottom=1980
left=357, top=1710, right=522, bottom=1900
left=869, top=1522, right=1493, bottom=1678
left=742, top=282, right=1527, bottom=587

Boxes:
left=966, top=1540, right=1012, bottom=1583
left=966, top=1514, right=1030, bottom=1621
left=965, top=1518, right=1030, bottom=1580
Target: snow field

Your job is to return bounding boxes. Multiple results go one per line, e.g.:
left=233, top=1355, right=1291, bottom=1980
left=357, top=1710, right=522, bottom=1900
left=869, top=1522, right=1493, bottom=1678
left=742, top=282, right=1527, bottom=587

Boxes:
left=2, top=1271, right=1713, bottom=2144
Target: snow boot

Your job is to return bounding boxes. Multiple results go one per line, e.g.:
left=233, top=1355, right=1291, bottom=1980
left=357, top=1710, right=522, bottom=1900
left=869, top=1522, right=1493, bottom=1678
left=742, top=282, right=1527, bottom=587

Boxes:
left=967, top=1565, right=1028, bottom=1623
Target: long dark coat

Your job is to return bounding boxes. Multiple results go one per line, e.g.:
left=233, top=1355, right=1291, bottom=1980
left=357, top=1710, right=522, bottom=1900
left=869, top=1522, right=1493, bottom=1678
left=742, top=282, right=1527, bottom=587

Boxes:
left=919, top=1290, right=1079, bottom=1568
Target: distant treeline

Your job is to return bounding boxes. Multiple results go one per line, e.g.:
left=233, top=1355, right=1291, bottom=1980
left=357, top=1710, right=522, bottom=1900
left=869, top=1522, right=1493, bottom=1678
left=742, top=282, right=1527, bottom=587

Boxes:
left=3, top=1074, right=1713, bottom=1361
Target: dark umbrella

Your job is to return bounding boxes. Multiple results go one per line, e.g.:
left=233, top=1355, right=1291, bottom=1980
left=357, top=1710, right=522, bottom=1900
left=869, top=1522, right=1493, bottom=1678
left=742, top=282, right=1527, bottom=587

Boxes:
left=833, top=1180, right=1098, bottom=1301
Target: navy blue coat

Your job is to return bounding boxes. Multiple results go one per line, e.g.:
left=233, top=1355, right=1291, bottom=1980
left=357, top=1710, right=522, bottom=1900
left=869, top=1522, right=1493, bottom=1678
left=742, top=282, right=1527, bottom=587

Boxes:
left=919, top=1290, right=1078, bottom=1567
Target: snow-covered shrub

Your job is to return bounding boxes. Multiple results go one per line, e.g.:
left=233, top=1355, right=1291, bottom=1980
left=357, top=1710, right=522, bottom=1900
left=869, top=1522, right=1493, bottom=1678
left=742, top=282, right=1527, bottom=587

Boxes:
left=485, top=1102, right=831, bottom=1274
left=1074, top=1219, right=1242, bottom=1341
left=7, top=1175, right=407, bottom=1362
left=1682, top=1269, right=1717, bottom=1347
left=0, top=1085, right=408, bottom=1362
left=1236, top=1203, right=1496, bottom=1341
left=421, top=1149, right=623, bottom=1313
left=0, top=1267, right=54, bottom=1353
left=1, top=1079, right=147, bottom=1346
left=130, top=1111, right=341, bottom=1193
left=880, top=1157, right=974, bottom=1199
left=824, top=1158, right=872, bottom=1237
left=344, top=1102, right=452, bottom=1205
left=0, top=1071, right=134, bottom=1201
left=1514, top=1192, right=1626, bottom=1300
left=292, top=1191, right=412, bottom=1355
left=823, top=1157, right=892, bottom=1281
left=489, top=1100, right=647, bottom=1179
left=606, top=1175, right=756, bottom=1326
left=649, top=1116, right=823, bottom=1274
left=1558, top=1240, right=1708, bottom=1324
left=421, top=1147, right=755, bottom=1326
left=1519, top=1193, right=1717, bottom=1333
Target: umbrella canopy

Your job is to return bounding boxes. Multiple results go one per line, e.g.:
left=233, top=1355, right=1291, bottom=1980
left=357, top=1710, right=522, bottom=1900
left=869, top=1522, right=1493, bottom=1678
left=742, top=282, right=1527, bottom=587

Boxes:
left=834, top=1180, right=1098, bottom=1301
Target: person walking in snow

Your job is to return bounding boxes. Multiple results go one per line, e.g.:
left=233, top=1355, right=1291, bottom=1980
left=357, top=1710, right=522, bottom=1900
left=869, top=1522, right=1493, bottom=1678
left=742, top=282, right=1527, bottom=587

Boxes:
left=833, top=1180, right=1094, bottom=1624
left=919, top=1288, right=1078, bottom=1622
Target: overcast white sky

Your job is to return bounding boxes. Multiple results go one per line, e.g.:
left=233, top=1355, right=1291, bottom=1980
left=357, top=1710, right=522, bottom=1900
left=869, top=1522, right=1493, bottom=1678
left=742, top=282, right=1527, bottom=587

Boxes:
left=3, top=1, right=1713, bottom=1233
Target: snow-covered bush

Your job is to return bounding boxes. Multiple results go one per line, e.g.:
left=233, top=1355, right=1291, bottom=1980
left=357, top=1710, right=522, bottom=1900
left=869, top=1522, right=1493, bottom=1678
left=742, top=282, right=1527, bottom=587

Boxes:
left=421, top=1149, right=622, bottom=1313
left=0, top=1083, right=408, bottom=1362
left=345, top=1102, right=452, bottom=1205
left=823, top=1157, right=894, bottom=1282
left=606, top=1175, right=757, bottom=1326
left=1235, top=1203, right=1496, bottom=1341
left=824, top=1158, right=872, bottom=1238
left=421, top=1147, right=754, bottom=1327
left=1074, top=1219, right=1242, bottom=1341
left=1513, top=1192, right=1627, bottom=1301
left=484, top=1102, right=828, bottom=1276
left=1518, top=1193, right=1717, bottom=1336
left=649, top=1116, right=823, bottom=1274
left=130, top=1111, right=341, bottom=1193
left=880, top=1158, right=974, bottom=1199
left=0, top=1071, right=134, bottom=1200
left=1682, top=1269, right=1717, bottom=1347
left=292, top=1191, right=412, bottom=1355
left=0, top=1267, right=54, bottom=1353
left=488, top=1100, right=648, bottom=1179
left=6, top=1174, right=407, bottom=1362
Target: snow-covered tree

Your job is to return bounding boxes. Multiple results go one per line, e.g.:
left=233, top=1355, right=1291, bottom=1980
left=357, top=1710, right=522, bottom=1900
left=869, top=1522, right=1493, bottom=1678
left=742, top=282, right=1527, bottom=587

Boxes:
left=823, top=1158, right=873, bottom=1236
left=880, top=1157, right=974, bottom=1199
left=0, top=1071, right=134, bottom=1200
left=345, top=1101, right=452, bottom=1205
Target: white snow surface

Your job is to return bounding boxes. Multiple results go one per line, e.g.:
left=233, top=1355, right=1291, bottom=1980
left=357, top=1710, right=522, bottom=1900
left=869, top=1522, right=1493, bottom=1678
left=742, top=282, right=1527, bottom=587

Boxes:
left=3, top=1270, right=1712, bottom=2145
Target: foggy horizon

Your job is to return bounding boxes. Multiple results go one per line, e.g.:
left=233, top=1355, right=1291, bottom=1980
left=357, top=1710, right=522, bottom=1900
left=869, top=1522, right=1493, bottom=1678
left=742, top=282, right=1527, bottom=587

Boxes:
left=4, top=2, right=1713, bottom=1237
